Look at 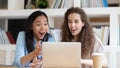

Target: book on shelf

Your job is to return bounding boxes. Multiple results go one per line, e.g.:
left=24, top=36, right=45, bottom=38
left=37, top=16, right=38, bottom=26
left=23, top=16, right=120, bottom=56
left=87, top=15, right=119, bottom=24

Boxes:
left=118, top=25, right=120, bottom=45
left=54, top=0, right=62, bottom=8
left=0, top=31, right=10, bottom=44
left=0, top=29, right=2, bottom=44
left=81, top=0, right=108, bottom=8
left=48, top=0, right=54, bottom=8
left=50, top=0, right=73, bottom=8
left=59, top=0, right=64, bottom=8
left=50, top=0, right=56, bottom=8
left=102, top=26, right=110, bottom=45
left=8, top=19, right=26, bottom=41
left=63, top=0, right=73, bottom=8
left=6, top=31, right=15, bottom=44
left=0, top=30, right=15, bottom=44
left=93, top=27, right=102, bottom=39
left=93, top=26, right=110, bottom=45
left=25, top=0, right=33, bottom=9
left=90, top=0, right=103, bottom=7
left=102, top=0, right=108, bottom=7
left=81, top=0, right=89, bottom=8
left=8, top=0, right=24, bottom=10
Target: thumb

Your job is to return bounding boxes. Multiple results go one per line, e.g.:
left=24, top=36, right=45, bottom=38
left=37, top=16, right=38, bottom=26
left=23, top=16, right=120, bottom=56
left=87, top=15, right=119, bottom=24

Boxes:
left=33, top=56, right=38, bottom=64
left=36, top=40, right=41, bottom=48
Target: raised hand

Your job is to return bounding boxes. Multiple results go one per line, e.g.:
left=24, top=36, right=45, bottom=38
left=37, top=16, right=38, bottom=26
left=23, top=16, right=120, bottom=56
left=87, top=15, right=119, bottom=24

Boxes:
left=34, top=41, right=42, bottom=56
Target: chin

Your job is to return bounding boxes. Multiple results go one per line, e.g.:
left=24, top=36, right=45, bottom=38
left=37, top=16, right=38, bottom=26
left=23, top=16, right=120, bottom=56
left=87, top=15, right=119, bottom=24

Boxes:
left=39, top=36, right=44, bottom=40
left=39, top=37, right=43, bottom=40
left=72, top=34, right=77, bottom=36
left=72, top=33, right=76, bottom=36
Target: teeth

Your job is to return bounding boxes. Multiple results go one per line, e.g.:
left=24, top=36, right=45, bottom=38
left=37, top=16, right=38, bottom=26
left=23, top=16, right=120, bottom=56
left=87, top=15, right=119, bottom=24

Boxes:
left=39, top=32, right=45, bottom=35
left=71, top=29, right=76, bottom=31
left=72, top=29, right=76, bottom=31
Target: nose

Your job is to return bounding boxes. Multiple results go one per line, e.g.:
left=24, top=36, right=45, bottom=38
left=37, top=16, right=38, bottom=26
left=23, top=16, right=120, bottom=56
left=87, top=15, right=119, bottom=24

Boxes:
left=41, top=24, right=45, bottom=30
left=71, top=22, right=75, bottom=27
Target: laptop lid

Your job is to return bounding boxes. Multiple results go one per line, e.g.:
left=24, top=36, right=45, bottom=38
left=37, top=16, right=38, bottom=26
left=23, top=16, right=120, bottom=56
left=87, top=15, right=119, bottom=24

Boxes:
left=42, top=42, right=81, bottom=68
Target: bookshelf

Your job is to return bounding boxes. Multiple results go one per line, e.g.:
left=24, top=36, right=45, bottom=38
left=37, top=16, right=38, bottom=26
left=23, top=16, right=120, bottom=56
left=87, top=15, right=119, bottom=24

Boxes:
left=0, top=45, right=15, bottom=65
left=107, top=0, right=119, bottom=6
left=0, top=0, right=120, bottom=68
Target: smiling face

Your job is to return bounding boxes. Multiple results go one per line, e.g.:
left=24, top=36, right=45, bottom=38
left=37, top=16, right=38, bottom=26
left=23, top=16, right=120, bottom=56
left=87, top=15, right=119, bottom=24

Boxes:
left=32, top=15, right=48, bottom=41
left=68, top=13, right=84, bottom=37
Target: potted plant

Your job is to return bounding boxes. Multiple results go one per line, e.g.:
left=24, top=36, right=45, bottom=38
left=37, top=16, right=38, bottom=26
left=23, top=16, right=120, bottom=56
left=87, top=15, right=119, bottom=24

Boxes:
left=36, top=0, right=48, bottom=8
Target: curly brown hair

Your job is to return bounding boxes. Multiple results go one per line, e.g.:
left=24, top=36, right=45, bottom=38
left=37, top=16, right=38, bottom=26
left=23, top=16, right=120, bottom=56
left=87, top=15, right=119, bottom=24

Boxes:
left=61, top=7, right=95, bottom=58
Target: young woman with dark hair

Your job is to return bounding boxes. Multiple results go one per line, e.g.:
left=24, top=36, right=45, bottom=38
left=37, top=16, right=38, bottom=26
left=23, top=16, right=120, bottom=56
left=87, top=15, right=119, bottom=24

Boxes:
left=13, top=11, right=54, bottom=67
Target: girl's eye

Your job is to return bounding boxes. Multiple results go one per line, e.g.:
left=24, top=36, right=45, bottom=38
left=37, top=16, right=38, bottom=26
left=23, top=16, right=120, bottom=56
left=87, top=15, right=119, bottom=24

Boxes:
left=44, top=23, right=48, bottom=26
left=44, top=22, right=48, bottom=26
left=36, top=24, right=41, bottom=26
left=75, top=21, right=79, bottom=23
left=75, top=20, right=79, bottom=23
left=68, top=21, right=72, bottom=23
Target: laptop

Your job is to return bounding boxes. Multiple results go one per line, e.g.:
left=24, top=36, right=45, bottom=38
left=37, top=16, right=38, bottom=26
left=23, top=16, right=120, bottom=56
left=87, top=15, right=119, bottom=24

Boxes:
left=42, top=42, right=81, bottom=68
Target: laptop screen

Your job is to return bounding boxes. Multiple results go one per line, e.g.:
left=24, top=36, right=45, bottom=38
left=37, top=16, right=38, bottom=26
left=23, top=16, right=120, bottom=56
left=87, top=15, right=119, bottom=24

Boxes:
left=42, top=42, right=81, bottom=68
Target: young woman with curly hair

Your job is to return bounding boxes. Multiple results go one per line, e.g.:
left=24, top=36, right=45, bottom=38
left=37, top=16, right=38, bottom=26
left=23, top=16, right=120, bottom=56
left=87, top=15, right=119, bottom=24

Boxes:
left=61, top=7, right=108, bottom=68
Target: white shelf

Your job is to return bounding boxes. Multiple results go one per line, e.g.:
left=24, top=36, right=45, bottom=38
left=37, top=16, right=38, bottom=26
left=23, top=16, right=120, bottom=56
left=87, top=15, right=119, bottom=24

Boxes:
left=104, top=46, right=120, bottom=52
left=0, top=9, right=67, bottom=19
left=0, top=45, right=16, bottom=65
left=90, top=22, right=109, bottom=26
left=0, top=7, right=120, bottom=19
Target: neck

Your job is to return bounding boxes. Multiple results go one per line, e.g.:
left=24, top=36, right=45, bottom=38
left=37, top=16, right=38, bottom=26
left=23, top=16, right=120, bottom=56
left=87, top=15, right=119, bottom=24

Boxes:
left=72, top=36, right=77, bottom=42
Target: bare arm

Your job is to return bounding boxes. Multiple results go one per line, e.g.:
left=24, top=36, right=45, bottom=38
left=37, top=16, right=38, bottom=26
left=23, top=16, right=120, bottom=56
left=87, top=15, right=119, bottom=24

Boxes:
left=81, top=55, right=108, bottom=68
left=21, top=41, right=41, bottom=65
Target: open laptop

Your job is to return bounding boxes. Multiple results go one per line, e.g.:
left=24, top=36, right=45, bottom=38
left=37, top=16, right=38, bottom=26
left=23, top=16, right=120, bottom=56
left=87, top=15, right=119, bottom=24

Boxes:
left=42, top=42, right=81, bottom=68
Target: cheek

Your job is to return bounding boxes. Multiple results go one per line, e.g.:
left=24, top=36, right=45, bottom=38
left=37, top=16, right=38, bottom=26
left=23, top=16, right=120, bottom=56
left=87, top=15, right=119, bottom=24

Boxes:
left=32, top=27, right=37, bottom=32
left=81, top=22, right=84, bottom=27
left=45, top=26, right=49, bottom=31
left=78, top=22, right=84, bottom=28
left=68, top=23, right=71, bottom=28
left=77, top=24, right=83, bottom=31
left=34, top=27, right=40, bottom=32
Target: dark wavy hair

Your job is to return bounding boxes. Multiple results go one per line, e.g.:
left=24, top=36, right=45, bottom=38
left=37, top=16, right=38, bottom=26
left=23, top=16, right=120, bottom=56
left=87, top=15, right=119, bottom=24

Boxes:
left=61, top=7, right=95, bottom=58
left=24, top=11, right=51, bottom=54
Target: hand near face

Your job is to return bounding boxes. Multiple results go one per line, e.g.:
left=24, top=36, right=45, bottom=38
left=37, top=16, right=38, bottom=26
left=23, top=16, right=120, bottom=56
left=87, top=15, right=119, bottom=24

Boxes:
left=34, top=41, right=42, bottom=56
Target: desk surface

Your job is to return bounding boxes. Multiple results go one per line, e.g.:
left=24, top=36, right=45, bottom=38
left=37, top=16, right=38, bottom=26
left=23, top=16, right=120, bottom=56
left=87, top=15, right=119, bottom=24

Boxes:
left=0, top=66, right=18, bottom=68
left=0, top=64, right=19, bottom=68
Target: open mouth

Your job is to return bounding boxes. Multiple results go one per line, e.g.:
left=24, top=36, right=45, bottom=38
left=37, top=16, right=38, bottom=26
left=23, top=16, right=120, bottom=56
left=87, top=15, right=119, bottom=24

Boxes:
left=39, top=32, right=45, bottom=36
left=71, top=29, right=77, bottom=33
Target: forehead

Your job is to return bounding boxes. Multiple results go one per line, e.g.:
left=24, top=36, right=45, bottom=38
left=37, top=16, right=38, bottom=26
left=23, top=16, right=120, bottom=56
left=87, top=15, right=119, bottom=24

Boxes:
left=68, top=13, right=81, bottom=19
left=35, top=15, right=47, bottom=20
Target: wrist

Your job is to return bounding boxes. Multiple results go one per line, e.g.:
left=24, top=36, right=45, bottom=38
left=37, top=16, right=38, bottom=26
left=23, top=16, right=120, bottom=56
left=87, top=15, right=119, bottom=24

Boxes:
left=33, top=50, right=37, bottom=57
